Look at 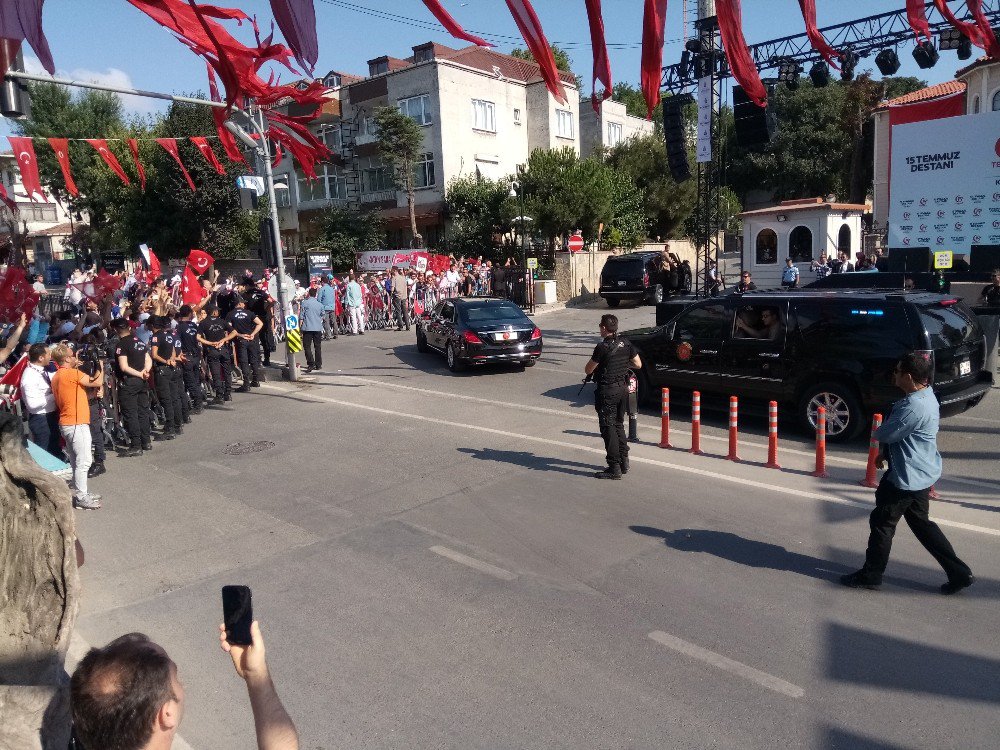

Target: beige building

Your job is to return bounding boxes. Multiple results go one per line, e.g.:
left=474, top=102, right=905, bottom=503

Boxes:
left=578, top=97, right=654, bottom=159
left=272, top=42, right=580, bottom=254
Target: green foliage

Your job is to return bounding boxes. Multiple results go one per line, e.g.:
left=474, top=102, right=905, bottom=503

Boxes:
left=373, top=105, right=424, bottom=247
left=317, top=205, right=386, bottom=270
left=611, top=81, right=661, bottom=126
left=511, top=45, right=583, bottom=91
left=444, top=175, right=516, bottom=259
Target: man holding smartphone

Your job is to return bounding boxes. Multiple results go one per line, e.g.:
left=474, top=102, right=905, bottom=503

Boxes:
left=70, top=620, right=298, bottom=750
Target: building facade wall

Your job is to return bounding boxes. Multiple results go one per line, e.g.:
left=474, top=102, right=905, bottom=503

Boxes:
left=579, top=99, right=654, bottom=159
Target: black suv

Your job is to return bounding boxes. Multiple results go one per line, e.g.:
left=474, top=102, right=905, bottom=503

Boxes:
left=625, top=290, right=992, bottom=440
left=599, top=252, right=664, bottom=307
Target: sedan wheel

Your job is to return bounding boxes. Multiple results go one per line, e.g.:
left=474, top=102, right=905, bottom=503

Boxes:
left=416, top=329, right=429, bottom=353
left=447, top=343, right=465, bottom=372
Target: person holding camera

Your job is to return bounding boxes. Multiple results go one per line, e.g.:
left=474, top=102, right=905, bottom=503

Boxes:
left=77, top=333, right=108, bottom=478
left=50, top=343, right=104, bottom=509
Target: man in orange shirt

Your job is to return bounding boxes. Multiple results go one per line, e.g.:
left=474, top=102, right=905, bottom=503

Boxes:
left=51, top=343, right=104, bottom=510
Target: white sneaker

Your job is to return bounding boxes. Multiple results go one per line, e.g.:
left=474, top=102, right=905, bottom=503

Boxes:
left=73, top=493, right=102, bottom=510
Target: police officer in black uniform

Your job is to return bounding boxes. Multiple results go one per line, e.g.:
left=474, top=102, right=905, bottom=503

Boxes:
left=149, top=316, right=181, bottom=439
left=177, top=305, right=204, bottom=414
left=198, top=304, right=235, bottom=404
left=226, top=294, right=265, bottom=392
left=241, top=277, right=275, bottom=367
left=112, top=317, right=153, bottom=456
left=585, top=314, right=642, bottom=479
left=169, top=313, right=190, bottom=426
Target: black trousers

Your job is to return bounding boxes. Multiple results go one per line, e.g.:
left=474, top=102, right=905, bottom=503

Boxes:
left=154, top=366, right=180, bottom=432
left=235, top=337, right=263, bottom=386
left=595, top=386, right=628, bottom=469
left=27, top=410, right=62, bottom=457
left=205, top=348, right=232, bottom=399
left=861, top=476, right=973, bottom=583
left=182, top=356, right=204, bottom=409
left=119, top=376, right=151, bottom=448
left=88, top=398, right=106, bottom=462
left=392, top=297, right=409, bottom=329
left=303, top=331, right=322, bottom=369
left=260, top=324, right=276, bottom=364
left=169, top=366, right=187, bottom=422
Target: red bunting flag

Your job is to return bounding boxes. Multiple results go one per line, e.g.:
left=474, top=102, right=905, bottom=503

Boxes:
left=181, top=264, right=206, bottom=305
left=505, top=0, right=567, bottom=104
left=583, top=0, right=612, bottom=113
left=190, top=137, right=226, bottom=174
left=420, top=0, right=492, bottom=47
left=128, top=138, right=147, bottom=191
left=7, top=136, right=45, bottom=201
left=904, top=0, right=933, bottom=44
left=968, top=0, right=1000, bottom=59
left=155, top=138, right=197, bottom=192
left=933, top=0, right=983, bottom=48
left=716, top=0, right=768, bottom=108
left=47, top=138, right=79, bottom=197
left=85, top=139, right=132, bottom=185
left=640, top=0, right=667, bottom=120
left=187, top=248, right=214, bottom=274
left=797, top=0, right=840, bottom=70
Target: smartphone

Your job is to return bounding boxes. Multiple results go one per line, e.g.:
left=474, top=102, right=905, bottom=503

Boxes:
left=221, top=585, right=253, bottom=646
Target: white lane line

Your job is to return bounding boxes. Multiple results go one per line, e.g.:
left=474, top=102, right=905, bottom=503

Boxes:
left=648, top=630, right=805, bottom=699
left=953, top=414, right=1000, bottom=425
left=429, top=545, right=518, bottom=581
left=196, top=461, right=240, bottom=476
left=260, top=384, right=1000, bottom=538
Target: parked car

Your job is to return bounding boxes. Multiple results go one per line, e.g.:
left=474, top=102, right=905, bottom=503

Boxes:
left=416, top=297, right=542, bottom=372
left=598, top=252, right=664, bottom=307
left=625, top=289, right=992, bottom=440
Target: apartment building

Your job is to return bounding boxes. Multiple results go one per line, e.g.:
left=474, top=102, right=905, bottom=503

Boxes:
left=578, top=97, right=654, bottom=159
left=272, top=42, right=580, bottom=254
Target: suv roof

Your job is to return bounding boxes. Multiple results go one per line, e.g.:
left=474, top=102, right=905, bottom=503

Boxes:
left=605, top=252, right=660, bottom=261
left=729, top=289, right=950, bottom=303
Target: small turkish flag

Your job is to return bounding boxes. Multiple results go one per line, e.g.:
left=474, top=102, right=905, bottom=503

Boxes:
left=181, top=264, right=205, bottom=305
left=85, top=139, right=132, bottom=185
left=187, top=248, right=214, bottom=275
left=8, top=137, right=45, bottom=201
left=190, top=137, right=226, bottom=175
left=48, top=138, right=79, bottom=197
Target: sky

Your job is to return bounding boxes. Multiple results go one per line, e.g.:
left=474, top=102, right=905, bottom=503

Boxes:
left=1, top=0, right=967, bottom=136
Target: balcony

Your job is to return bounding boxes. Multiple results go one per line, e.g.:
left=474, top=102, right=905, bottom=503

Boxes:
left=360, top=189, right=396, bottom=204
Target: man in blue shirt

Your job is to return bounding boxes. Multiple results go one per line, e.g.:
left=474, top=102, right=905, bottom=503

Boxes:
left=780, top=258, right=799, bottom=288
left=317, top=276, right=339, bottom=340
left=841, top=352, right=974, bottom=594
left=299, top=287, right=325, bottom=372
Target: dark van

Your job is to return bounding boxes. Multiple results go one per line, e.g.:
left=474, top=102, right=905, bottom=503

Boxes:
left=625, top=290, right=992, bottom=440
left=599, top=252, right=664, bottom=307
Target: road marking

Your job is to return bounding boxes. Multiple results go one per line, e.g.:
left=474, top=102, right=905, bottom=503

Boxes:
left=954, top=414, right=1000, bottom=425
left=648, top=630, right=804, bottom=699
left=196, top=461, right=240, bottom=476
left=429, top=545, right=518, bottom=581
left=259, top=384, right=1000, bottom=538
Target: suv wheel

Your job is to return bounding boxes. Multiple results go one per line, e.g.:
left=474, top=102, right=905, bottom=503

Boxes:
left=635, top=370, right=654, bottom=406
left=798, top=383, right=863, bottom=442
left=606, top=297, right=620, bottom=308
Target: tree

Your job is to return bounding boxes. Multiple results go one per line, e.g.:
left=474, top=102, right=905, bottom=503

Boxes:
left=444, top=174, right=516, bottom=259
left=317, top=205, right=385, bottom=269
left=373, top=105, right=424, bottom=248
left=611, top=81, right=661, bottom=126
left=511, top=45, right=583, bottom=91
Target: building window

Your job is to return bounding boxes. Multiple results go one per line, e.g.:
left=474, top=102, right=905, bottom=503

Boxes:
left=837, top=223, right=851, bottom=254
left=789, top=225, right=813, bottom=263
left=414, top=47, right=433, bottom=64
left=755, top=228, right=778, bottom=265
left=513, top=108, right=522, bottom=125
left=323, top=73, right=341, bottom=88
left=414, top=152, right=435, bottom=188
left=973, top=95, right=981, bottom=114
left=370, top=60, right=388, bottom=76
left=471, top=99, right=496, bottom=132
left=362, top=116, right=379, bottom=138
left=360, top=158, right=393, bottom=193
left=556, top=109, right=574, bottom=139
left=295, top=165, right=347, bottom=203
left=992, top=90, right=1000, bottom=112
left=607, top=121, right=623, bottom=146
left=320, top=126, right=342, bottom=151
left=398, top=94, right=432, bottom=125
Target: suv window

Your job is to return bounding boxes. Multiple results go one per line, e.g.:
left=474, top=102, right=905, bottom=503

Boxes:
left=441, top=302, right=455, bottom=322
left=603, top=258, right=644, bottom=279
left=792, top=301, right=915, bottom=351
left=917, top=300, right=981, bottom=349
left=676, top=302, right=730, bottom=340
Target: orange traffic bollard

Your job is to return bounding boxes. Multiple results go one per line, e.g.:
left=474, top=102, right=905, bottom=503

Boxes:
left=813, top=406, right=830, bottom=478
left=765, top=401, right=780, bottom=469
left=690, top=390, right=702, bottom=454
left=860, top=413, right=883, bottom=488
left=658, top=388, right=672, bottom=448
left=726, top=396, right=740, bottom=461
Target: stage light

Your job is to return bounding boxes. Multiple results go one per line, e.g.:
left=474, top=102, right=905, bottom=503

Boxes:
left=840, top=50, right=860, bottom=81
left=912, top=41, right=939, bottom=69
left=875, top=48, right=901, bottom=75
left=810, top=61, right=830, bottom=87
left=957, top=36, right=972, bottom=60
left=938, top=27, right=962, bottom=50
left=778, top=60, right=802, bottom=90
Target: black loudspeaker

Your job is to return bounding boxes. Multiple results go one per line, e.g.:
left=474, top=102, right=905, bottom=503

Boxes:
left=258, top=218, right=278, bottom=267
left=662, top=94, right=693, bottom=183
left=886, top=247, right=931, bottom=273
left=970, top=245, right=1000, bottom=272
left=732, top=85, right=776, bottom=149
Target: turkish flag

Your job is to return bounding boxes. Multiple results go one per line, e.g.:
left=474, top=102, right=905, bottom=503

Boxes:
left=128, top=138, right=147, bottom=191
left=85, top=139, right=132, bottom=185
left=0, top=353, right=29, bottom=389
left=181, top=264, right=205, bottom=305
left=47, top=138, right=79, bottom=197
left=140, top=245, right=162, bottom=281
left=640, top=0, right=667, bottom=119
left=187, top=248, right=214, bottom=275
left=156, top=138, right=197, bottom=191
left=0, top=266, right=40, bottom=320
left=190, top=137, right=226, bottom=175
left=8, top=136, right=45, bottom=201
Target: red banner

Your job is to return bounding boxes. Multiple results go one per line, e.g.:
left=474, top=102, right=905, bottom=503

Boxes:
left=584, top=0, right=613, bottom=113
left=190, top=136, right=226, bottom=174
left=904, top=0, right=933, bottom=43
left=797, top=0, right=840, bottom=69
left=968, top=0, right=1000, bottom=59
left=155, top=138, right=197, bottom=191
left=269, top=0, right=319, bottom=72
left=933, top=0, right=983, bottom=48
left=420, top=0, right=491, bottom=47
left=717, top=0, right=768, bottom=108
left=128, top=138, right=147, bottom=191
left=47, top=138, right=78, bottom=197
left=505, top=0, right=567, bottom=105
left=640, top=0, right=667, bottom=120
left=7, top=136, right=45, bottom=201
left=85, top=139, right=131, bottom=185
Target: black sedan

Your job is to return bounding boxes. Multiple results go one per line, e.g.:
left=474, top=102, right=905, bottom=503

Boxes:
left=416, top=297, right=542, bottom=372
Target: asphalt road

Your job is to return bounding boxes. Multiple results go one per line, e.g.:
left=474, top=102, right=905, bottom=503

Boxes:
left=73, top=301, right=1000, bottom=750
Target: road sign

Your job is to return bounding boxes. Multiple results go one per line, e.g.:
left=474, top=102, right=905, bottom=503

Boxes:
left=267, top=275, right=295, bottom=302
left=285, top=328, right=302, bottom=353
left=285, top=314, right=299, bottom=330
left=527, top=257, right=538, bottom=269
left=567, top=234, right=584, bottom=253
left=934, top=250, right=954, bottom=270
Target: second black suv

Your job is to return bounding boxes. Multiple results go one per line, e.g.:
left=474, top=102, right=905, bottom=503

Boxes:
left=625, top=290, right=992, bottom=440
left=599, top=252, right=664, bottom=307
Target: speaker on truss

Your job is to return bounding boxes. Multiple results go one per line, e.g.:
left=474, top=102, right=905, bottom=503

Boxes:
left=662, top=93, right=693, bottom=183
left=732, top=85, right=776, bottom=149
left=970, top=245, right=1000, bottom=272
left=886, top=247, right=931, bottom=273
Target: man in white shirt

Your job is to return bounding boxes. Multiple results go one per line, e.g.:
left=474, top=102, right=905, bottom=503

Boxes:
left=32, top=275, right=46, bottom=296
left=445, top=264, right=460, bottom=297
left=20, top=343, right=62, bottom=457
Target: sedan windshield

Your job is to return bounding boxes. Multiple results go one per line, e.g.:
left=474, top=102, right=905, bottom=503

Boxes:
left=462, top=303, right=528, bottom=324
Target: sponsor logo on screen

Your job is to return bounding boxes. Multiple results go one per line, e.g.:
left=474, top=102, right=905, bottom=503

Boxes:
left=970, top=194, right=986, bottom=203
left=919, top=224, right=928, bottom=231
left=952, top=209, right=966, bottom=216
left=917, top=211, right=931, bottom=218
left=936, top=236, right=945, bottom=245
left=971, top=221, right=986, bottom=229
left=973, top=235, right=982, bottom=243
left=934, top=223, right=949, bottom=230
left=937, top=210, right=946, bottom=217
left=902, top=237, right=911, bottom=245
left=934, top=197, right=949, bottom=204
left=954, top=222, right=964, bottom=230
left=899, top=225, right=914, bottom=231
left=955, top=195, right=964, bottom=204
left=917, top=236, right=931, bottom=243
left=973, top=208, right=983, bottom=216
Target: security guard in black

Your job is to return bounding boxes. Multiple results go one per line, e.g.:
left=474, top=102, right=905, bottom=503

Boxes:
left=227, top=297, right=264, bottom=391
left=177, top=306, right=204, bottom=413
left=585, top=313, right=641, bottom=480
left=149, top=316, right=181, bottom=437
left=198, top=305, right=234, bottom=402
left=112, top=318, right=152, bottom=455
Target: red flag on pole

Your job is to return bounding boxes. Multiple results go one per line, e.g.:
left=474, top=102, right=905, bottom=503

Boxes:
left=155, top=138, right=197, bottom=192
left=128, top=138, right=147, bottom=191
left=187, top=248, right=214, bottom=275
left=85, top=139, right=132, bottom=185
left=140, top=245, right=162, bottom=281
left=716, top=0, right=768, bottom=108
left=583, top=0, right=612, bottom=113
left=7, top=136, right=46, bottom=201
left=797, top=0, right=840, bottom=70
left=505, top=0, right=567, bottom=105
left=181, top=264, right=205, bottom=305
left=420, top=0, right=492, bottom=47
left=47, top=138, right=79, bottom=197
left=640, top=0, right=668, bottom=120
left=190, top=137, right=226, bottom=174
left=0, top=353, right=29, bottom=389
